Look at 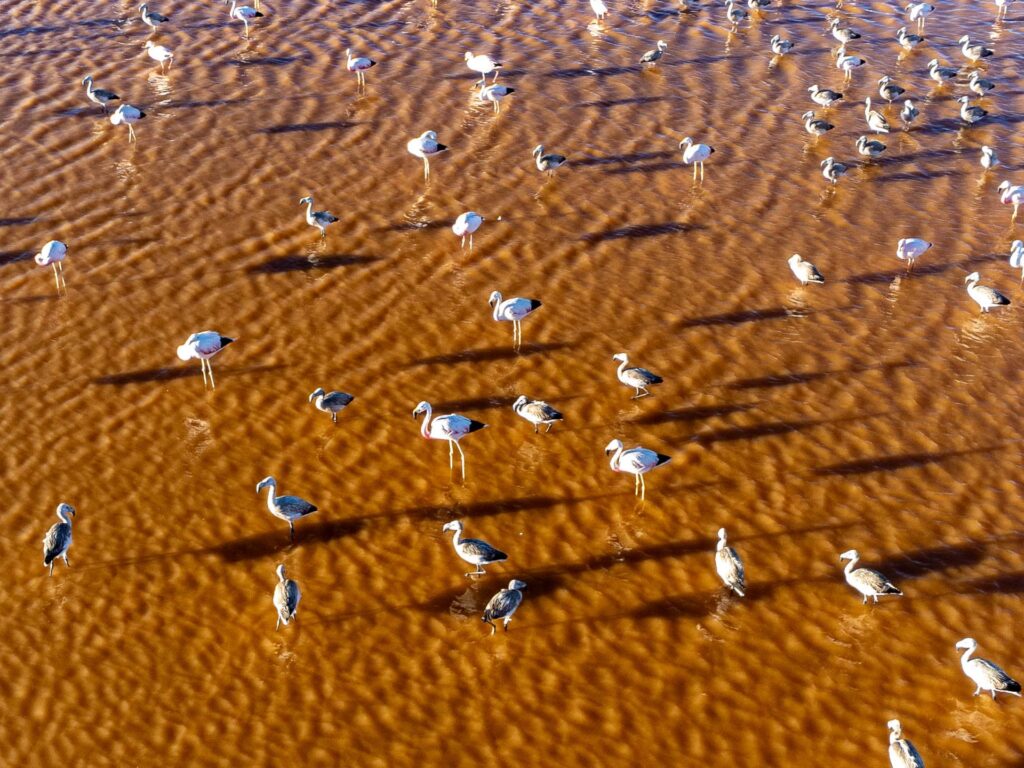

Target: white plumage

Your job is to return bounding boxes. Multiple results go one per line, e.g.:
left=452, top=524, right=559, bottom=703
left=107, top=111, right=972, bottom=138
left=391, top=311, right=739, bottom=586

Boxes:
left=957, top=96, right=987, bottom=125
left=479, top=83, right=515, bottom=113
left=612, top=352, right=663, bottom=398
left=144, top=41, right=173, bottom=71
left=176, top=331, right=235, bottom=388
left=887, top=720, right=925, bottom=768
left=412, top=401, right=487, bottom=480
left=640, top=40, right=668, bottom=65
left=273, top=564, right=301, bottom=630
left=42, top=503, right=76, bottom=576
left=679, top=137, right=714, bottom=183
left=533, top=145, right=567, bottom=174
left=229, top=0, right=263, bottom=37
left=955, top=638, right=1021, bottom=699
left=489, top=290, right=541, bottom=348
left=959, top=35, right=993, bottom=64
left=836, top=51, right=865, bottom=82
left=346, top=48, right=376, bottom=85
left=896, top=27, right=924, bottom=51
left=905, top=2, right=934, bottom=31
left=308, top=388, right=355, bottom=423
left=1008, top=239, right=1024, bottom=283
left=110, top=104, right=146, bottom=143
left=820, top=156, right=848, bottom=185
left=590, top=0, right=608, bottom=20
left=407, top=130, right=448, bottom=180
left=788, top=253, right=824, bottom=285
left=465, top=52, right=501, bottom=86
left=770, top=35, right=794, bottom=56
left=441, top=520, right=508, bottom=576
left=256, top=476, right=318, bottom=543
left=864, top=98, right=890, bottom=134
left=138, top=3, right=169, bottom=31
left=452, top=212, right=483, bottom=250
left=299, top=194, right=339, bottom=238
left=482, top=580, right=526, bottom=635
left=969, top=71, right=996, bottom=97
left=901, top=100, right=919, bottom=130
left=34, top=240, right=68, bottom=293
left=896, top=238, right=931, bottom=271
left=604, top=438, right=670, bottom=499
left=980, top=146, right=999, bottom=170
left=998, top=180, right=1024, bottom=221
left=808, top=84, right=843, bottom=108
left=856, top=135, right=887, bottom=159
left=927, top=59, right=958, bottom=85
left=512, top=395, right=563, bottom=433
left=82, top=75, right=119, bottom=113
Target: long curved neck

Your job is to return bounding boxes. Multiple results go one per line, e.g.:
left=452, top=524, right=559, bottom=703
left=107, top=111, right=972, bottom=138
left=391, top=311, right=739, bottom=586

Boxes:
left=491, top=300, right=501, bottom=321
left=449, top=528, right=462, bottom=547
left=419, top=406, right=432, bottom=437
left=84, top=78, right=94, bottom=95
left=304, top=199, right=315, bottom=223
left=844, top=557, right=858, bottom=575
left=229, top=0, right=237, bottom=13
left=58, top=510, right=72, bottom=526
left=889, top=731, right=901, bottom=746
left=717, top=538, right=727, bottom=552
left=261, top=484, right=277, bottom=510
left=609, top=445, right=622, bottom=470
left=616, top=358, right=629, bottom=377
left=960, top=646, right=975, bottom=668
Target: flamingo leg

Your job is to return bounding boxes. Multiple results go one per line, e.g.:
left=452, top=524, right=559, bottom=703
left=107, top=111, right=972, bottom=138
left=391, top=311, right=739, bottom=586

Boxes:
left=448, top=439, right=454, bottom=473
left=128, top=124, right=136, bottom=142
left=423, top=157, right=430, bottom=180
left=461, top=235, right=466, bottom=249
left=199, top=359, right=209, bottom=388
left=469, top=234, right=474, bottom=251
left=276, top=615, right=281, bottom=631
left=57, top=261, right=67, bottom=292
left=289, top=520, right=295, bottom=544
left=700, top=161, right=705, bottom=182
left=208, top=360, right=216, bottom=389
left=693, top=163, right=697, bottom=182
left=455, top=440, right=466, bottom=480
left=640, top=474, right=646, bottom=501
left=634, top=473, right=639, bottom=495
left=51, top=263, right=60, bottom=293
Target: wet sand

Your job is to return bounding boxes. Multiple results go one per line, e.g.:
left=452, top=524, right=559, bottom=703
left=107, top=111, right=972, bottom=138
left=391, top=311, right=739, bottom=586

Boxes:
left=2, top=0, right=1024, bottom=764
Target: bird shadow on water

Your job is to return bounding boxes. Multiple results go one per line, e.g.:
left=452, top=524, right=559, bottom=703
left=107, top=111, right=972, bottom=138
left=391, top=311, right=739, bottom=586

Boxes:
left=405, top=341, right=575, bottom=367
left=627, top=402, right=758, bottom=426
left=676, top=305, right=813, bottom=330
left=246, top=254, right=381, bottom=275
left=430, top=394, right=520, bottom=412
left=258, top=121, right=359, bottom=135
left=579, top=222, right=705, bottom=242
left=871, top=543, right=988, bottom=581
left=813, top=444, right=1006, bottom=477
left=204, top=518, right=367, bottom=563
left=92, top=363, right=285, bottom=386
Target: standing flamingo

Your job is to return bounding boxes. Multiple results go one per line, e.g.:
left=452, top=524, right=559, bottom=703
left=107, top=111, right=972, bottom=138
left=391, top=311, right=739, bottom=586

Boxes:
left=176, top=331, right=235, bottom=388
left=34, top=240, right=68, bottom=293
left=412, top=401, right=487, bottom=480
left=604, top=439, right=670, bottom=499
left=488, top=291, right=541, bottom=349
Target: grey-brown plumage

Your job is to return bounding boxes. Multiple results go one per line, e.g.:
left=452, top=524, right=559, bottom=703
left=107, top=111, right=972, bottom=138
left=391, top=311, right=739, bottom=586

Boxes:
left=512, top=395, right=563, bottom=433
left=42, top=503, right=76, bottom=576
left=788, top=254, right=825, bottom=285
left=956, top=638, right=1021, bottom=698
left=533, top=145, right=567, bottom=174
left=273, top=564, right=301, bottom=630
left=309, top=387, right=355, bottom=423
left=640, top=40, right=668, bottom=65
left=887, top=720, right=925, bottom=768
left=442, top=520, right=507, bottom=576
left=715, top=528, right=745, bottom=597
left=482, top=579, right=526, bottom=635
left=612, top=352, right=663, bottom=398
left=802, top=111, right=834, bottom=137
left=808, top=85, right=843, bottom=108
left=840, top=549, right=902, bottom=603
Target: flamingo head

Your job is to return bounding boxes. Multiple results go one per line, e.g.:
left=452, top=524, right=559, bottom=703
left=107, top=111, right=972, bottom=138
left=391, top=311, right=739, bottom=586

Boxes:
left=255, top=476, right=276, bottom=494
left=441, top=520, right=463, bottom=533
left=604, top=438, right=624, bottom=455
left=612, top=352, right=628, bottom=363
left=276, top=563, right=287, bottom=581
left=887, top=720, right=902, bottom=735
left=955, top=638, right=977, bottom=652
left=412, top=401, right=430, bottom=419
left=533, top=145, right=544, bottom=157
left=512, top=395, right=528, bottom=409
left=56, top=503, right=76, bottom=520
left=509, top=580, right=527, bottom=590
left=308, top=387, right=325, bottom=403
left=679, top=137, right=693, bottom=149
left=488, top=290, right=502, bottom=307
left=964, top=271, right=981, bottom=285
left=839, top=549, right=859, bottom=561
left=299, top=195, right=312, bottom=205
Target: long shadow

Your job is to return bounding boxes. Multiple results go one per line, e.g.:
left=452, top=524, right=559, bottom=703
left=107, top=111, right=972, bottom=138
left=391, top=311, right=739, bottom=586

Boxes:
left=628, top=402, right=757, bottom=426
left=375, top=219, right=453, bottom=233
left=92, top=363, right=285, bottom=386
left=164, top=97, right=252, bottom=110
left=406, top=341, right=573, bottom=367
left=229, top=55, right=309, bottom=67
left=629, top=592, right=719, bottom=620
left=813, top=444, right=1004, bottom=477
left=578, top=96, right=667, bottom=110
left=579, top=222, right=704, bottom=242
left=721, top=360, right=916, bottom=390
left=396, top=494, right=610, bottom=526
left=207, top=518, right=366, bottom=563
left=246, top=254, right=381, bottom=275
left=546, top=64, right=641, bottom=79
left=259, top=121, right=358, bottom=135
left=877, top=168, right=964, bottom=184
left=603, top=161, right=688, bottom=176
left=0, top=250, right=31, bottom=266
left=844, top=256, right=996, bottom=285
left=431, top=395, right=519, bottom=412
left=572, top=151, right=675, bottom=167
left=0, top=217, right=37, bottom=227
left=677, top=306, right=801, bottom=330
left=959, top=570, right=1024, bottom=595
left=1, top=294, right=56, bottom=305
left=872, top=543, right=987, bottom=580
left=693, top=413, right=878, bottom=447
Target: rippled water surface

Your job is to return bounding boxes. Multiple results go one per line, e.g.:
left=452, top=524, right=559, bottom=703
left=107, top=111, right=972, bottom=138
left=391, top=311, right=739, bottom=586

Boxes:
left=3, top=0, right=1024, bottom=764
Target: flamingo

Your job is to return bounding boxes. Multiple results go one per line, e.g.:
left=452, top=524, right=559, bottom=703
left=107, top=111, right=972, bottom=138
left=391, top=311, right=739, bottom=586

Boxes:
left=407, top=130, right=448, bottom=180
left=788, top=254, right=825, bottom=285
left=273, top=564, right=301, bottom=630
left=110, top=104, right=146, bottom=143
left=964, top=272, right=1010, bottom=312
left=42, top=503, right=76, bottom=576
left=452, top=212, right=483, bottom=250
left=590, top=0, right=608, bottom=21
left=256, top=476, right=318, bottom=543
left=896, top=238, right=932, bottom=271
left=464, top=52, right=501, bottom=86
left=299, top=195, right=339, bottom=239
left=479, top=83, right=515, bottom=113
left=604, top=439, right=670, bottom=499
left=144, top=41, right=174, bottom=72
left=489, top=291, right=541, bottom=349
left=81, top=75, right=119, bottom=113
left=482, top=580, right=526, bottom=635
left=412, top=401, right=487, bottom=480
left=997, top=180, right=1024, bottom=220
left=346, top=48, right=376, bottom=85
left=34, top=240, right=68, bottom=293
left=679, top=137, right=714, bottom=182
left=1008, top=240, right=1024, bottom=283
left=176, top=331, right=235, bottom=388
left=229, top=0, right=263, bottom=37
left=955, top=638, right=1021, bottom=699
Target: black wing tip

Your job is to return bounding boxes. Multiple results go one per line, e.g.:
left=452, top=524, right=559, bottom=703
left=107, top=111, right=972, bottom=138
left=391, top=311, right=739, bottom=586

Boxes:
left=529, top=299, right=542, bottom=310
left=254, top=11, right=264, bottom=17
left=649, top=374, right=664, bottom=384
left=1006, top=680, right=1022, bottom=694
left=885, top=585, right=903, bottom=595
left=327, top=215, right=340, bottom=223
left=656, top=453, right=671, bottom=466
left=305, top=505, right=319, bottom=515
left=468, top=420, right=488, bottom=432
left=435, top=143, right=448, bottom=152
left=220, top=336, right=236, bottom=347
left=490, top=551, right=509, bottom=562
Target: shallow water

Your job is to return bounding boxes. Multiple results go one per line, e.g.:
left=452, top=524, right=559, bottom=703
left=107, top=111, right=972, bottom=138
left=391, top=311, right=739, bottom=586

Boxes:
left=3, top=0, right=1024, bottom=764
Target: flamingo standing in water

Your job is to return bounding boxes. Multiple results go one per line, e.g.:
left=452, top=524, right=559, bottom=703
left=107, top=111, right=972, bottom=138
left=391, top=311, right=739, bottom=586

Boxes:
left=35, top=240, right=68, bottom=293
left=42, top=503, right=76, bottom=576
left=256, top=476, right=318, bottom=543
left=453, top=212, right=483, bottom=250
left=346, top=48, right=376, bottom=85
left=604, top=439, right=670, bottom=499
left=412, top=401, right=487, bottom=480
left=110, top=104, right=146, bottom=142
left=176, top=331, right=235, bottom=388
left=488, top=291, right=542, bottom=349
left=273, top=564, right=301, bottom=630
left=229, top=0, right=263, bottom=37
left=896, top=238, right=932, bottom=272
left=407, top=131, right=448, bottom=180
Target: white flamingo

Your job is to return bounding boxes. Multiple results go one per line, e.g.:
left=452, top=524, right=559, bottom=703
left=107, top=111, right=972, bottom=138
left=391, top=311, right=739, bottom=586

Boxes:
left=955, top=638, right=1021, bottom=699
left=605, top=439, right=670, bottom=499
left=1009, top=239, right=1024, bottom=283
left=896, top=238, right=931, bottom=272
left=964, top=272, right=1010, bottom=312
left=789, top=254, right=825, bottom=285
left=479, top=83, right=515, bottom=113
left=110, top=104, right=146, bottom=142
left=905, top=2, right=934, bottom=32
left=229, top=0, right=263, bottom=37
left=836, top=51, right=866, bottom=82
left=679, top=137, right=714, bottom=183
left=864, top=98, right=890, bottom=134
left=81, top=75, right=119, bottom=113
left=176, top=331, right=235, bottom=388
left=138, top=3, right=169, bottom=32
left=256, top=476, right=319, bottom=543
left=452, top=212, right=483, bottom=250
left=839, top=549, right=903, bottom=604
left=34, top=240, right=68, bottom=293
left=901, top=100, right=919, bottom=130
left=533, top=145, right=567, bottom=175
left=144, top=41, right=173, bottom=72
left=489, top=291, right=542, bottom=348
left=407, top=130, right=448, bottom=180
left=590, top=0, right=608, bottom=20
left=412, top=401, right=487, bottom=480
left=346, top=48, right=376, bottom=85
left=998, top=180, right=1024, bottom=220
left=715, top=528, right=746, bottom=597
left=299, top=195, right=338, bottom=238
left=821, top=156, right=848, bottom=184
left=981, top=146, right=999, bottom=170
left=465, top=52, right=501, bottom=86
left=887, top=720, right=925, bottom=768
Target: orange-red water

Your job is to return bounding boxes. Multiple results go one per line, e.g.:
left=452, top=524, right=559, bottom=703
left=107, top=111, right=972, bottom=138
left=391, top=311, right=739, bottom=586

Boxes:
left=3, top=0, right=1024, bottom=764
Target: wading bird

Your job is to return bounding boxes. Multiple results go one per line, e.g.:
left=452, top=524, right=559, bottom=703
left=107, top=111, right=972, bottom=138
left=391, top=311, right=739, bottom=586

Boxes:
left=34, top=240, right=68, bottom=293
left=299, top=194, right=338, bottom=238
left=856, top=135, right=887, bottom=159
left=887, top=720, right=925, bottom=768
left=407, top=130, right=448, bottom=180
left=981, top=145, right=999, bottom=170
left=836, top=51, right=866, bottom=83
left=612, top=352, right=663, bottom=398
left=42, top=503, right=75, bottom=576
left=896, top=27, right=924, bottom=51
left=640, top=40, right=668, bottom=66
left=176, top=331, right=234, bottom=388
left=256, top=476, right=318, bottom=543
left=998, top=180, right=1024, bottom=220
left=139, top=3, right=169, bottom=32
left=308, top=388, right=355, bottom=423
left=957, top=96, right=987, bottom=125
left=482, top=580, right=526, bottom=635
left=465, top=52, right=501, bottom=86
left=110, top=104, right=146, bottom=142
left=479, top=83, right=515, bottom=113
left=821, top=156, right=848, bottom=184
left=228, top=0, right=263, bottom=37
left=896, top=238, right=931, bottom=271
left=964, top=272, right=1010, bottom=312
left=412, top=401, right=487, bottom=480
left=927, top=58, right=958, bottom=85
left=715, top=528, right=746, bottom=597
left=1008, top=240, right=1024, bottom=283
left=512, top=395, right=563, bottom=433
left=905, top=2, right=934, bottom=32
left=808, top=84, right=843, bottom=108
left=489, top=291, right=541, bottom=349
left=969, top=71, right=996, bottom=97
left=590, top=0, right=608, bottom=21
left=788, top=253, right=825, bottom=285
left=959, top=35, right=993, bottom=64
left=770, top=35, right=794, bottom=56
left=901, top=100, right=920, bottom=129
left=273, top=564, right=301, bottom=630
left=679, top=137, right=714, bottom=182
left=864, top=98, right=890, bottom=133
left=955, top=638, right=1021, bottom=699
left=144, top=41, right=173, bottom=71
left=441, top=520, right=507, bottom=576
left=453, top=212, right=483, bottom=250
left=802, top=111, right=834, bottom=137
left=533, top=145, right=567, bottom=175
left=878, top=76, right=906, bottom=103
left=604, top=439, right=670, bottom=499
left=839, top=549, right=903, bottom=603
left=346, top=48, right=376, bottom=85
left=82, top=75, right=119, bottom=113
left=829, top=17, right=860, bottom=46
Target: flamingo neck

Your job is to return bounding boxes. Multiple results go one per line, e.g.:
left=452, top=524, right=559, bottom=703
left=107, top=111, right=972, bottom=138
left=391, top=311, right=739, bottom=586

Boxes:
left=843, top=557, right=858, bottom=576
left=716, top=537, right=727, bottom=552
left=608, top=445, right=622, bottom=471
left=960, top=646, right=975, bottom=670
left=304, top=200, right=315, bottom=224
left=419, top=406, right=432, bottom=438
left=261, top=484, right=277, bottom=511
left=449, top=528, right=462, bottom=548
left=616, top=359, right=629, bottom=379
left=491, top=301, right=501, bottom=321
